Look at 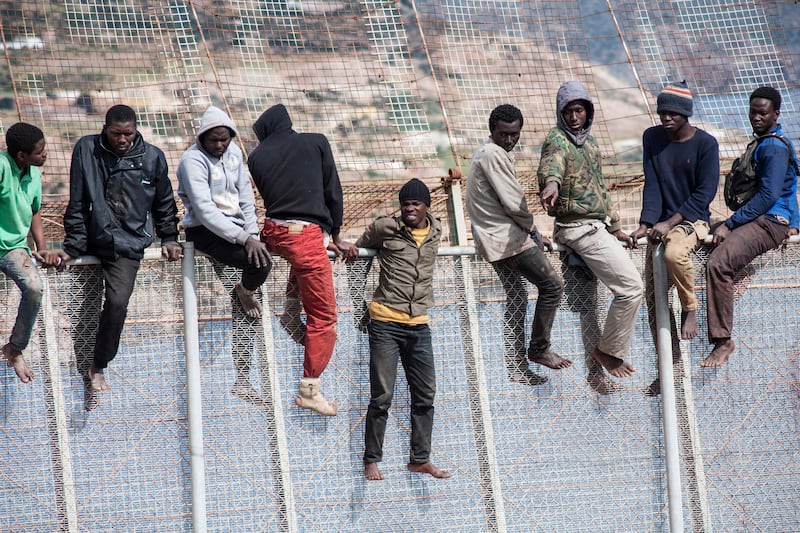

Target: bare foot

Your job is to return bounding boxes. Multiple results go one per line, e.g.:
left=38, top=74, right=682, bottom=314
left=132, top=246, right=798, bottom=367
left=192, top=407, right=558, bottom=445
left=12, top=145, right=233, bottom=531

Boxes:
left=590, top=347, right=635, bottom=378
left=528, top=349, right=573, bottom=369
left=89, top=364, right=111, bottom=391
left=2, top=344, right=34, bottom=384
left=509, top=369, right=548, bottom=386
left=586, top=370, right=621, bottom=395
left=680, top=310, right=698, bottom=340
left=364, top=462, right=384, bottom=481
left=407, top=462, right=451, bottom=479
left=234, top=282, right=262, bottom=319
left=701, top=339, right=734, bottom=367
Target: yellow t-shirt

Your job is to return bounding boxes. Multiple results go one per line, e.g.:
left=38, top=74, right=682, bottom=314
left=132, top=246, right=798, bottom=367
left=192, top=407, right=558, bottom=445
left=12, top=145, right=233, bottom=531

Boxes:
left=368, top=224, right=430, bottom=325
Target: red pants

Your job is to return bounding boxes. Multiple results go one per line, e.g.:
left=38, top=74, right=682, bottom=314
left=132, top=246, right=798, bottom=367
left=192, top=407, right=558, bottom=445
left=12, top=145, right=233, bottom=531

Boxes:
left=261, top=220, right=337, bottom=377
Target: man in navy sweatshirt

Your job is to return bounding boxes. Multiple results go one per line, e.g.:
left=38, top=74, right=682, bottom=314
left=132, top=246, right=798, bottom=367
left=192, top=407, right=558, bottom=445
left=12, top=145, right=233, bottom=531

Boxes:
left=630, top=81, right=719, bottom=381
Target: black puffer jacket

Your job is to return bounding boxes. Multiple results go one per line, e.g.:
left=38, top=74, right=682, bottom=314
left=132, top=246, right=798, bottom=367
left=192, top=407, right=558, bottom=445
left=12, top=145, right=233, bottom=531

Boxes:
left=63, top=132, right=179, bottom=260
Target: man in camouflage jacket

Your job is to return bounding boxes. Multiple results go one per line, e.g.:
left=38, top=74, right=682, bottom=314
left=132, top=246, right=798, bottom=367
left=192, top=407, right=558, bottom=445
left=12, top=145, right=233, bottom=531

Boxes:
left=538, top=80, right=642, bottom=384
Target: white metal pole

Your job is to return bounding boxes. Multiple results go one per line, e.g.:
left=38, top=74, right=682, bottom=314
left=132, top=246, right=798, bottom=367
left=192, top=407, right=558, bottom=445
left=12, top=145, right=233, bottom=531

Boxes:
left=181, top=242, right=207, bottom=533
left=652, top=243, right=684, bottom=532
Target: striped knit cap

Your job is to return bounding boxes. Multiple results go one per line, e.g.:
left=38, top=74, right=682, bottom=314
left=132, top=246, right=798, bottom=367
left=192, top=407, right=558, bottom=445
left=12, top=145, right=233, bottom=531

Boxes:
left=657, top=80, right=693, bottom=117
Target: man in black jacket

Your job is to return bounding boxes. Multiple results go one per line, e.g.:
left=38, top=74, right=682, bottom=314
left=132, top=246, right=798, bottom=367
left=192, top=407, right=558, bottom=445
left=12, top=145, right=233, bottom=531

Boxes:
left=248, top=104, right=356, bottom=416
left=46, top=105, right=182, bottom=392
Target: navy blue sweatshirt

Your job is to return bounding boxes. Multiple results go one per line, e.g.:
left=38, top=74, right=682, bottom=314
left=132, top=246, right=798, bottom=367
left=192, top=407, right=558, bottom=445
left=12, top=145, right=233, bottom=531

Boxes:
left=248, top=104, right=344, bottom=235
left=640, top=125, right=719, bottom=226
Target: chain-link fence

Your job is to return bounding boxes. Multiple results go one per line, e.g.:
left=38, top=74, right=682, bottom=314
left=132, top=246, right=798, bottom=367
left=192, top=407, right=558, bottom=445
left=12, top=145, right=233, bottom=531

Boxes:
left=2, top=241, right=798, bottom=532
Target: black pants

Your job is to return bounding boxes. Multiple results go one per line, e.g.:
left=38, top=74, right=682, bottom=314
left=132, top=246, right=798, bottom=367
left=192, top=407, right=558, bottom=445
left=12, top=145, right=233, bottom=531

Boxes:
left=93, top=257, right=140, bottom=369
left=364, top=320, right=436, bottom=465
left=186, top=226, right=271, bottom=290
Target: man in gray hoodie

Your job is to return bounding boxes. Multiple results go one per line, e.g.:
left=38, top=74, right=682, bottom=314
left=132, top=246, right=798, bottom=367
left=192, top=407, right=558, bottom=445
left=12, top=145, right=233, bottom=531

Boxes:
left=538, top=81, right=642, bottom=385
left=177, top=106, right=272, bottom=396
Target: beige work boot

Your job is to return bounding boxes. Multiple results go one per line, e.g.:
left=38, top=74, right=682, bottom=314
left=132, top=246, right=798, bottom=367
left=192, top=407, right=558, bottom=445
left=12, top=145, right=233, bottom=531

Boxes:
left=234, top=282, right=262, bottom=319
left=295, top=377, right=338, bottom=416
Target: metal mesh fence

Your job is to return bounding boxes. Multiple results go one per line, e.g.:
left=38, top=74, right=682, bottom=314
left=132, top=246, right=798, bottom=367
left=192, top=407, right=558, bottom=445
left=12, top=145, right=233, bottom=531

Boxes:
left=2, top=0, right=800, bottom=530
left=2, top=243, right=799, bottom=531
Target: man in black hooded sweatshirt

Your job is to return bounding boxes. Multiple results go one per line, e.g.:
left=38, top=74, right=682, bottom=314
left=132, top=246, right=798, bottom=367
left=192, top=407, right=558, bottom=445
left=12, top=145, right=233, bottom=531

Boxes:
left=248, top=104, right=357, bottom=416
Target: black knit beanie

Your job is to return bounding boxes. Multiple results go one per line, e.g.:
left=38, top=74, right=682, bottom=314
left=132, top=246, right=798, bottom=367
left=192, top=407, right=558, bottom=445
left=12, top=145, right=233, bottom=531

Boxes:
left=399, top=178, right=431, bottom=206
left=657, top=80, right=693, bottom=117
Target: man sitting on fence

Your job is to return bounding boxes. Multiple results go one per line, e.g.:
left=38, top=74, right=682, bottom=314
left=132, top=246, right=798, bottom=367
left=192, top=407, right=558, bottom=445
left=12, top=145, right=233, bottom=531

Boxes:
left=1, top=122, right=48, bottom=384
left=248, top=103, right=357, bottom=416
left=465, top=104, right=571, bottom=387
left=177, top=105, right=272, bottom=399
left=629, top=81, right=719, bottom=393
left=46, top=104, right=183, bottom=392
left=350, top=178, right=451, bottom=480
left=704, top=87, right=799, bottom=367
left=538, top=80, right=642, bottom=382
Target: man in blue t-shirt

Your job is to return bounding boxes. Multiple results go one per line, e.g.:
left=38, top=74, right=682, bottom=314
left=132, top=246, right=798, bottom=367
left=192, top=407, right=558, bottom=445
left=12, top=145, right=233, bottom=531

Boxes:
left=0, top=123, right=48, bottom=384
left=703, top=86, right=799, bottom=367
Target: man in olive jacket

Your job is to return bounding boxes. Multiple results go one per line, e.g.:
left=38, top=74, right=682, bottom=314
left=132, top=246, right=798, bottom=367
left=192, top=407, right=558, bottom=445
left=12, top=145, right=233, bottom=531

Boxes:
left=350, top=179, right=451, bottom=481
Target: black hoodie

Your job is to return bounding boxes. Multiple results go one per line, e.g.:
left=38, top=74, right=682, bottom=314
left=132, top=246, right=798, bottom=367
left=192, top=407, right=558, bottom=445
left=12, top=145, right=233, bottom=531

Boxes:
left=248, top=104, right=344, bottom=235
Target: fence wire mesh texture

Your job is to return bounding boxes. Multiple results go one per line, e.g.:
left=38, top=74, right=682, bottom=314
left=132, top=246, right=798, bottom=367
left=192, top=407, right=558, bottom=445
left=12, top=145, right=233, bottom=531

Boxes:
left=2, top=245, right=800, bottom=532
left=2, top=0, right=800, bottom=531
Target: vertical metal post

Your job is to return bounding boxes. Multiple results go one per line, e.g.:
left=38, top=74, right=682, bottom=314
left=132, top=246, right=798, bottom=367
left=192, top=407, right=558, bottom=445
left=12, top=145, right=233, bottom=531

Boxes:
left=652, top=243, right=684, bottom=532
left=40, top=274, right=79, bottom=533
left=181, top=242, right=208, bottom=533
left=445, top=170, right=507, bottom=532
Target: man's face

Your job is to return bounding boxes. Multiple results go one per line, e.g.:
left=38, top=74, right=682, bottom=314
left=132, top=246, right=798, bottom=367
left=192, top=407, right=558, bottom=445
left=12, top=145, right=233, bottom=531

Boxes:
left=490, top=119, right=521, bottom=152
left=201, top=126, right=233, bottom=158
left=749, top=97, right=779, bottom=136
left=658, top=111, right=688, bottom=136
left=103, top=120, right=137, bottom=156
left=561, top=101, right=588, bottom=132
left=400, top=199, right=429, bottom=229
left=18, top=139, right=47, bottom=168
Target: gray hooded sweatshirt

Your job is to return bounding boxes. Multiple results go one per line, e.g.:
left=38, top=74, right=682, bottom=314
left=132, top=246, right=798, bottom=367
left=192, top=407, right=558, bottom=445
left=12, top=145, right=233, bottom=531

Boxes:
left=177, top=106, right=259, bottom=245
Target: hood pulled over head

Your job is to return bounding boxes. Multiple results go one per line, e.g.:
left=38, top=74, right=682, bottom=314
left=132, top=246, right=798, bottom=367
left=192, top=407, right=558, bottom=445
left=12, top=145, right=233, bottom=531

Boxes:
left=196, top=106, right=238, bottom=144
left=252, top=103, right=293, bottom=142
left=556, top=80, right=594, bottom=146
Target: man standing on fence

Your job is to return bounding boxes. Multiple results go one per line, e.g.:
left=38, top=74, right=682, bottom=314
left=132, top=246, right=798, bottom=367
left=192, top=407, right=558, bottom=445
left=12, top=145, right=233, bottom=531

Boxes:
left=1, top=123, right=48, bottom=384
left=538, top=80, right=642, bottom=381
left=466, top=103, right=571, bottom=387
left=704, top=86, right=799, bottom=367
left=177, top=105, right=272, bottom=399
left=350, top=178, right=451, bottom=480
left=248, top=103, right=357, bottom=416
left=46, top=104, right=182, bottom=392
left=629, top=82, right=719, bottom=390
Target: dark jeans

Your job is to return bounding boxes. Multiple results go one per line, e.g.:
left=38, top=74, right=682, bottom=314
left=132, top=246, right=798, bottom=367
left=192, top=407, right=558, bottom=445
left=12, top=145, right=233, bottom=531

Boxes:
left=706, top=215, right=788, bottom=341
left=364, top=320, right=436, bottom=465
left=94, top=257, right=140, bottom=369
left=186, top=226, right=271, bottom=290
left=491, top=246, right=564, bottom=373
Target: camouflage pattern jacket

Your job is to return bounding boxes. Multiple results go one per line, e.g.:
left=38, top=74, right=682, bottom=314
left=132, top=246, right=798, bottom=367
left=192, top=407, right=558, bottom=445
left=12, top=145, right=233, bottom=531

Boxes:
left=537, top=127, right=620, bottom=233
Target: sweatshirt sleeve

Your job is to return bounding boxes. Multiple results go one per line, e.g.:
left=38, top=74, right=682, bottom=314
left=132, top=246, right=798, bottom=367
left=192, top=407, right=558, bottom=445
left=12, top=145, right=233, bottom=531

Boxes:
left=178, top=154, right=251, bottom=244
left=639, top=129, right=664, bottom=226
left=235, top=151, right=259, bottom=236
left=320, top=136, right=344, bottom=235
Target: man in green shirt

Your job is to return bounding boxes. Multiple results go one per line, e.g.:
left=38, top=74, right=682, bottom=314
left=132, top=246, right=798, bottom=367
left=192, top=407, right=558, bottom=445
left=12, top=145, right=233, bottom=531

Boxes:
left=0, top=122, right=48, bottom=384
